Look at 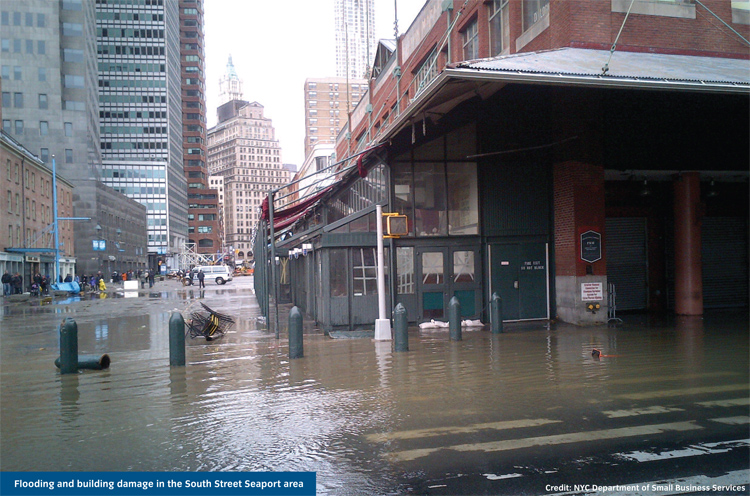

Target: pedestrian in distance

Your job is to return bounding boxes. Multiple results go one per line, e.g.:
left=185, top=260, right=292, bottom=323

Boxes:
left=148, top=270, right=155, bottom=288
left=197, top=269, right=205, bottom=289
left=2, top=270, right=11, bottom=296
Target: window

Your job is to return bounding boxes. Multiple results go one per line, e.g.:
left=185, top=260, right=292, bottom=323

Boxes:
left=13, top=66, right=21, bottom=80
left=13, top=12, right=20, bottom=26
left=462, top=19, right=479, bottom=60
left=40, top=148, right=49, bottom=163
left=64, top=75, right=84, bottom=88
left=14, top=120, right=23, bottom=134
left=353, top=248, right=378, bottom=296
left=63, top=48, right=83, bottom=63
left=0, top=39, right=8, bottom=52
left=64, top=122, right=73, bottom=137
left=38, top=94, right=48, bottom=109
left=330, top=249, right=348, bottom=297
left=396, top=247, right=415, bottom=294
left=38, top=67, right=46, bottom=81
left=40, top=121, right=49, bottom=136
left=62, top=23, right=83, bottom=36
left=13, top=92, right=22, bottom=108
left=1, top=92, right=9, bottom=107
left=523, top=0, right=550, bottom=32
left=25, top=39, right=32, bottom=53
left=7, top=192, right=11, bottom=212
left=489, top=0, right=510, bottom=56
left=65, top=149, right=73, bottom=163
left=2, top=120, right=10, bottom=133
left=37, top=40, right=45, bottom=55
left=414, top=49, right=438, bottom=94
left=37, top=13, right=45, bottom=27
left=25, top=12, right=33, bottom=26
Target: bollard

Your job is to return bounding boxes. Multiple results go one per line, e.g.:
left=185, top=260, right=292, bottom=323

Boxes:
left=55, top=354, right=110, bottom=370
left=491, top=292, right=504, bottom=334
left=59, top=317, right=79, bottom=374
left=449, top=296, right=462, bottom=341
left=169, top=312, right=186, bottom=367
left=289, top=306, right=303, bottom=359
left=393, top=303, right=409, bottom=352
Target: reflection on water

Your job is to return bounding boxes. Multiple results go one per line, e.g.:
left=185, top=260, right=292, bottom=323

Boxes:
left=0, top=299, right=747, bottom=493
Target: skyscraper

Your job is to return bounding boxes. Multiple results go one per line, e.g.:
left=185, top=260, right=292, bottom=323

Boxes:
left=96, top=0, right=187, bottom=267
left=334, top=0, right=376, bottom=80
left=0, top=0, right=147, bottom=277
left=207, top=61, right=290, bottom=264
left=180, top=0, right=221, bottom=258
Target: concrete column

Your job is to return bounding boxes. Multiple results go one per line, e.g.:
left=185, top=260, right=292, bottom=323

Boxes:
left=674, top=172, right=703, bottom=316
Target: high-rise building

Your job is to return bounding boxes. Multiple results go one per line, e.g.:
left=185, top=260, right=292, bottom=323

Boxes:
left=0, top=0, right=147, bottom=277
left=96, top=0, right=187, bottom=268
left=303, top=76, right=366, bottom=158
left=334, top=0, right=376, bottom=79
left=179, top=0, right=221, bottom=259
left=208, top=83, right=290, bottom=263
left=217, top=55, right=243, bottom=106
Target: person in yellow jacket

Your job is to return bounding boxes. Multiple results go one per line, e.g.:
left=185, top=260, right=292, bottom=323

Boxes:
left=98, top=278, right=107, bottom=292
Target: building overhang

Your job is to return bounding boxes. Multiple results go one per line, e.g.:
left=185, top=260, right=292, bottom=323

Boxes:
left=377, top=48, right=750, bottom=146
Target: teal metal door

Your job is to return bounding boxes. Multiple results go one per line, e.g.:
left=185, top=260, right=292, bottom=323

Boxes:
left=490, top=243, right=549, bottom=321
left=417, top=247, right=448, bottom=320
left=417, top=246, right=482, bottom=321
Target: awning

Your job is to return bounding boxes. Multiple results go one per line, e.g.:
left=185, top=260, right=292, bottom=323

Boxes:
left=377, top=47, right=750, bottom=144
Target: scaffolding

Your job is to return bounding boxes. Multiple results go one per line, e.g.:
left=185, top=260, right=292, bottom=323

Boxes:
left=176, top=243, right=215, bottom=271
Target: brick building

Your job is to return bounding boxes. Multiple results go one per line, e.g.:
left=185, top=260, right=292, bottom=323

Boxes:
left=180, top=0, right=221, bottom=259
left=258, top=0, right=749, bottom=330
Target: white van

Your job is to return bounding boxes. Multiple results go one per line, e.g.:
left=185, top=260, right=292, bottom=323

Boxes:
left=183, top=265, right=233, bottom=286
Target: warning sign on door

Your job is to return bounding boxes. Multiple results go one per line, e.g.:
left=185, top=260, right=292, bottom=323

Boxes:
left=581, top=282, right=603, bottom=301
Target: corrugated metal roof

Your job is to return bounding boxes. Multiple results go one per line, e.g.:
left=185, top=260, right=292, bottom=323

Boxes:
left=453, top=48, right=750, bottom=87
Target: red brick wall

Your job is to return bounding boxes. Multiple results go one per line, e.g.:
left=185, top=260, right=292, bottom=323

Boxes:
left=554, top=161, right=606, bottom=277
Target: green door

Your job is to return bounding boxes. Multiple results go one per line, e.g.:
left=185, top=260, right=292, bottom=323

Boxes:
left=417, top=246, right=481, bottom=321
left=490, top=243, right=549, bottom=321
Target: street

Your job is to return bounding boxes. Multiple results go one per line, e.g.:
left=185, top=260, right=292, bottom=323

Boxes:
left=0, top=276, right=748, bottom=495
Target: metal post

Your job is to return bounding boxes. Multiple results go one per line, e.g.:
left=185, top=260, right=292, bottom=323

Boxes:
left=393, top=303, right=408, bottom=352
left=449, top=296, right=462, bottom=341
left=268, top=191, right=280, bottom=338
left=58, top=317, right=78, bottom=374
left=52, top=156, right=60, bottom=283
left=289, top=306, right=303, bottom=359
left=169, top=312, right=186, bottom=367
left=374, top=204, right=391, bottom=340
left=491, top=292, right=503, bottom=334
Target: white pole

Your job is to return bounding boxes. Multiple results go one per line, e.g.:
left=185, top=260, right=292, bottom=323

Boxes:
left=374, top=204, right=391, bottom=340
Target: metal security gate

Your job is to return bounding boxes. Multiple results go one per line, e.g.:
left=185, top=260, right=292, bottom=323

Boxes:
left=606, top=217, right=648, bottom=311
left=702, top=217, right=749, bottom=308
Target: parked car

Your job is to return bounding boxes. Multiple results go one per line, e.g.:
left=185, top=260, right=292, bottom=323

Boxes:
left=182, top=265, right=233, bottom=286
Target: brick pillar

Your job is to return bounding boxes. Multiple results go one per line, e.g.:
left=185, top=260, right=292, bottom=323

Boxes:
left=673, top=172, right=703, bottom=316
left=553, top=161, right=606, bottom=324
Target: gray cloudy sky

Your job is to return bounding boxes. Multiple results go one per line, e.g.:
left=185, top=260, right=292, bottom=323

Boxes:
left=204, top=0, right=425, bottom=167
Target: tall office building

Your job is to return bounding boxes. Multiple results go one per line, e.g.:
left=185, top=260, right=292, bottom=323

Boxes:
left=0, top=0, right=147, bottom=277
left=207, top=79, right=290, bottom=262
left=180, top=0, right=221, bottom=258
left=334, top=0, right=376, bottom=79
left=303, top=76, right=366, bottom=158
left=96, top=0, right=187, bottom=267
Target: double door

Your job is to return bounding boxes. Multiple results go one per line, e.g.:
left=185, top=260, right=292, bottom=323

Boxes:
left=489, top=242, right=549, bottom=321
left=416, top=246, right=481, bottom=321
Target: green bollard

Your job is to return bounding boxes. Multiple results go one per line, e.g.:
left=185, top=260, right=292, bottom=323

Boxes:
left=59, top=317, right=78, bottom=374
left=169, top=312, right=186, bottom=367
left=449, top=296, right=462, bottom=341
left=55, top=354, right=110, bottom=370
left=491, top=292, right=504, bottom=334
left=289, top=306, right=303, bottom=359
left=394, top=303, right=408, bottom=352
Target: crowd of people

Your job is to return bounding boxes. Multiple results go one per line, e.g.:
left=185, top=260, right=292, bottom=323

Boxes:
left=2, top=268, right=159, bottom=297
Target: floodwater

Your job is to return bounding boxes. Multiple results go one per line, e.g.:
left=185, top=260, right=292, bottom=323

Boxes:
left=1, top=278, right=748, bottom=495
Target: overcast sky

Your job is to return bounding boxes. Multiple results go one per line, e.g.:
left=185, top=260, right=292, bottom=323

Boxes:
left=204, top=0, right=426, bottom=168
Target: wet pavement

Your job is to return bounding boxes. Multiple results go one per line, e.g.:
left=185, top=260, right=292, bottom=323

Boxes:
left=1, top=277, right=748, bottom=495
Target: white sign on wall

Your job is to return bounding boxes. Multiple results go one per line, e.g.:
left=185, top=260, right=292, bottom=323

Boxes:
left=581, top=282, right=603, bottom=301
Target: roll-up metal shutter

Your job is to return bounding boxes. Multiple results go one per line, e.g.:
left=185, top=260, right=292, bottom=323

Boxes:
left=702, top=217, right=749, bottom=308
left=606, top=217, right=648, bottom=311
